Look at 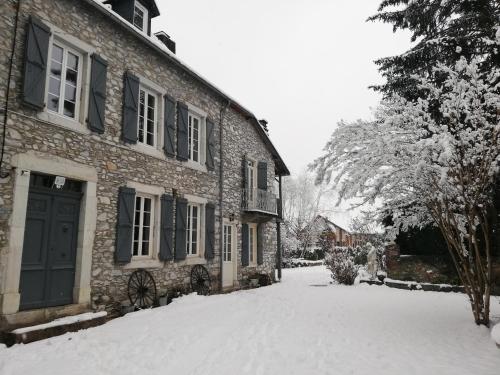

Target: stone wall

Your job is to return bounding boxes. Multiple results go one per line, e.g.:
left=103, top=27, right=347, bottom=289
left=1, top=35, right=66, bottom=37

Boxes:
left=0, top=0, right=279, bottom=316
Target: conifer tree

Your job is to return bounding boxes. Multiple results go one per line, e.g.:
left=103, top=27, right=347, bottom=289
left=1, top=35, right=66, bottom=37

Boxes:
left=368, top=0, right=499, bottom=99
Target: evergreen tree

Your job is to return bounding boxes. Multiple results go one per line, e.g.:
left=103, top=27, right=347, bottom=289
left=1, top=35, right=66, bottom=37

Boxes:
left=368, top=0, right=499, bottom=99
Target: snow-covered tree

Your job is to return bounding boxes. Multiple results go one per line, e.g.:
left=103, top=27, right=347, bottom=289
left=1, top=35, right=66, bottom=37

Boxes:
left=312, top=58, right=500, bottom=325
left=281, top=171, right=330, bottom=257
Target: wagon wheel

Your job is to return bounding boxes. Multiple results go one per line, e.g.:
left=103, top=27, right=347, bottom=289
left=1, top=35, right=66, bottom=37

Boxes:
left=128, top=269, right=157, bottom=308
left=190, top=265, right=211, bottom=295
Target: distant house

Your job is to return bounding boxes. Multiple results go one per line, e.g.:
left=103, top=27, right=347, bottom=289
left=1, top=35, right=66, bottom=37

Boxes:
left=306, top=216, right=377, bottom=255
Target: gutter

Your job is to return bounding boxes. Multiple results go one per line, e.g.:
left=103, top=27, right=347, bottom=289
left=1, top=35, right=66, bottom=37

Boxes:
left=218, top=99, right=230, bottom=291
left=0, top=0, right=22, bottom=178
left=82, top=0, right=290, bottom=176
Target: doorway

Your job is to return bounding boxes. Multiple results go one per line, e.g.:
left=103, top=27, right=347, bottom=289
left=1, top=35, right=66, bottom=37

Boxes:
left=19, top=173, right=82, bottom=310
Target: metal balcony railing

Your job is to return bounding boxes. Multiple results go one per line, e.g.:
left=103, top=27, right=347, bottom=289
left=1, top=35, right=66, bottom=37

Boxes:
left=242, top=188, right=278, bottom=215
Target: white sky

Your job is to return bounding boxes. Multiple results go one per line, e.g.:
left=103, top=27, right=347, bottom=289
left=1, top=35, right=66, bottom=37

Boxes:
left=152, top=0, right=412, bottom=177
left=150, top=0, right=412, bottom=228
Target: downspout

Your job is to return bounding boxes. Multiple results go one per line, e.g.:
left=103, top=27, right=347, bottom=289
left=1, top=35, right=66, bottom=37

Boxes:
left=0, top=0, right=22, bottom=179
left=276, top=174, right=283, bottom=280
left=218, top=99, right=230, bottom=291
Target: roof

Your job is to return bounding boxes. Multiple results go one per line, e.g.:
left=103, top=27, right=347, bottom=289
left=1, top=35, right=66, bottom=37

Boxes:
left=86, top=0, right=290, bottom=176
left=315, top=215, right=351, bottom=234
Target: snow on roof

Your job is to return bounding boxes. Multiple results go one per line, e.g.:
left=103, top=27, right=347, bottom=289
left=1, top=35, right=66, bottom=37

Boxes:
left=316, top=215, right=352, bottom=234
left=84, top=0, right=290, bottom=175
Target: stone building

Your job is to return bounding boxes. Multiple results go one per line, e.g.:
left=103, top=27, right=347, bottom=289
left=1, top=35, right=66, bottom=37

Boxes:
left=0, top=0, right=289, bottom=331
left=308, top=216, right=354, bottom=250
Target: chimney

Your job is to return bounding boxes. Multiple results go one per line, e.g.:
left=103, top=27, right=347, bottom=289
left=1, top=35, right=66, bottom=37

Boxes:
left=154, top=31, right=176, bottom=54
left=259, top=119, right=269, bottom=133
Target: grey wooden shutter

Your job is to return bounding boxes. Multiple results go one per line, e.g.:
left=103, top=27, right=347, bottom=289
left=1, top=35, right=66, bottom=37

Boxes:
left=122, top=71, right=139, bottom=143
left=115, top=186, right=135, bottom=263
left=206, top=119, right=215, bottom=170
left=242, top=156, right=247, bottom=189
left=205, top=203, right=215, bottom=260
left=176, top=102, right=189, bottom=161
left=87, top=54, right=108, bottom=134
left=175, top=198, right=188, bottom=261
left=257, top=162, right=268, bottom=190
left=257, top=224, right=264, bottom=265
left=242, top=223, right=249, bottom=267
left=163, top=95, right=176, bottom=157
left=22, top=16, right=50, bottom=109
left=159, top=194, right=174, bottom=261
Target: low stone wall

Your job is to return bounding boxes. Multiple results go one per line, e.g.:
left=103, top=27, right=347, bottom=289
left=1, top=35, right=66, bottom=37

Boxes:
left=388, top=255, right=461, bottom=285
left=385, top=244, right=500, bottom=294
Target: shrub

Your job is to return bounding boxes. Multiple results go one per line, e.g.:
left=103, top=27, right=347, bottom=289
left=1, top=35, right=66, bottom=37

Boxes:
left=325, top=247, right=359, bottom=285
left=352, top=245, right=368, bottom=265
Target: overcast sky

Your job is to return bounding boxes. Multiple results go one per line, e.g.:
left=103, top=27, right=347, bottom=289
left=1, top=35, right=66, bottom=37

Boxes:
left=149, top=0, right=412, bottom=227
left=151, top=0, right=412, bottom=176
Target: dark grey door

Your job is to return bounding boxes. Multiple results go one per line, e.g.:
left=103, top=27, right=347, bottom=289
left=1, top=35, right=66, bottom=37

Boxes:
left=19, top=175, right=82, bottom=310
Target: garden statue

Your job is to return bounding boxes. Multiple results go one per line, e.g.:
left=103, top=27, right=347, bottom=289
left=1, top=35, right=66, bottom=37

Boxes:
left=366, top=243, right=378, bottom=280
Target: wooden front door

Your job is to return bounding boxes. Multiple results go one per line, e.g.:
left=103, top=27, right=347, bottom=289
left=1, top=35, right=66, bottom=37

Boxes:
left=19, top=173, right=82, bottom=310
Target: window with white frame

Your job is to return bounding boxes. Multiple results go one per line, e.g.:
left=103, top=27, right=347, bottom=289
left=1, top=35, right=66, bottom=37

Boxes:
left=248, top=223, right=257, bottom=265
left=132, top=194, right=154, bottom=257
left=47, top=42, right=82, bottom=120
left=133, top=1, right=148, bottom=32
left=188, top=112, right=201, bottom=163
left=137, top=86, right=157, bottom=147
left=223, top=224, right=233, bottom=262
left=246, top=159, right=257, bottom=202
left=186, top=203, right=201, bottom=256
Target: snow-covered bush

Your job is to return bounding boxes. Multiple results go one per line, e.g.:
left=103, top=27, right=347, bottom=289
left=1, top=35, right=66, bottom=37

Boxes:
left=325, top=247, right=359, bottom=285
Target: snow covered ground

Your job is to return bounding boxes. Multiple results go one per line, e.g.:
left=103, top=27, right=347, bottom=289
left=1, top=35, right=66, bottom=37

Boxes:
left=1, top=266, right=499, bottom=375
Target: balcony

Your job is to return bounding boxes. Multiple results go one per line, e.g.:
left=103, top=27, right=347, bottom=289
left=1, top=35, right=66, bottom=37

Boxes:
left=242, top=188, right=278, bottom=216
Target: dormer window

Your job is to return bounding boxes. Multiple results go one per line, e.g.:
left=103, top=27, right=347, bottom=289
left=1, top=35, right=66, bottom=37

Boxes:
left=104, top=0, right=160, bottom=37
left=133, top=1, right=148, bottom=32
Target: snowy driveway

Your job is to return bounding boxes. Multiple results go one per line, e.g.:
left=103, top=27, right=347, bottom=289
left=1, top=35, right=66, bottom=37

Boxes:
left=1, top=266, right=499, bottom=375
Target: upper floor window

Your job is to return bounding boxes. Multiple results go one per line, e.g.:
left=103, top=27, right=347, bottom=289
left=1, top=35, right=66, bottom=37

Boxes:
left=186, top=203, right=201, bottom=256
left=246, top=159, right=257, bottom=202
left=47, top=42, right=82, bottom=120
left=133, top=1, right=148, bottom=32
left=138, top=86, right=157, bottom=147
left=132, top=194, right=154, bottom=258
left=188, top=112, right=201, bottom=162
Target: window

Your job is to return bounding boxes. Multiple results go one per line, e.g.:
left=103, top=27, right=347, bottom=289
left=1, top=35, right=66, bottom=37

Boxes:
left=188, top=112, right=201, bottom=162
left=223, top=224, right=233, bottom=262
left=138, top=86, right=157, bottom=147
left=47, top=42, right=82, bottom=120
left=186, top=203, right=201, bottom=256
left=246, top=159, right=257, bottom=202
left=248, top=223, right=257, bottom=265
left=132, top=195, right=154, bottom=257
left=133, top=1, right=148, bottom=32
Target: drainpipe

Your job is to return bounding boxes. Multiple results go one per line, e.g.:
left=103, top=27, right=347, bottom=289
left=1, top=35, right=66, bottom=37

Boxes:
left=0, top=0, right=22, bottom=179
left=276, top=174, right=283, bottom=280
left=218, top=99, right=230, bottom=291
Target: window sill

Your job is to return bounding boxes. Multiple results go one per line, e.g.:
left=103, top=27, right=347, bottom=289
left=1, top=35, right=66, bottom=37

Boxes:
left=178, top=257, right=207, bottom=266
left=185, top=160, right=208, bottom=173
left=37, top=111, right=90, bottom=135
left=124, top=258, right=163, bottom=269
left=130, top=143, right=165, bottom=159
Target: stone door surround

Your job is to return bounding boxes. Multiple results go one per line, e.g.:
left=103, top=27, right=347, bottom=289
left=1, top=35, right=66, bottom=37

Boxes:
left=0, top=151, right=97, bottom=315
